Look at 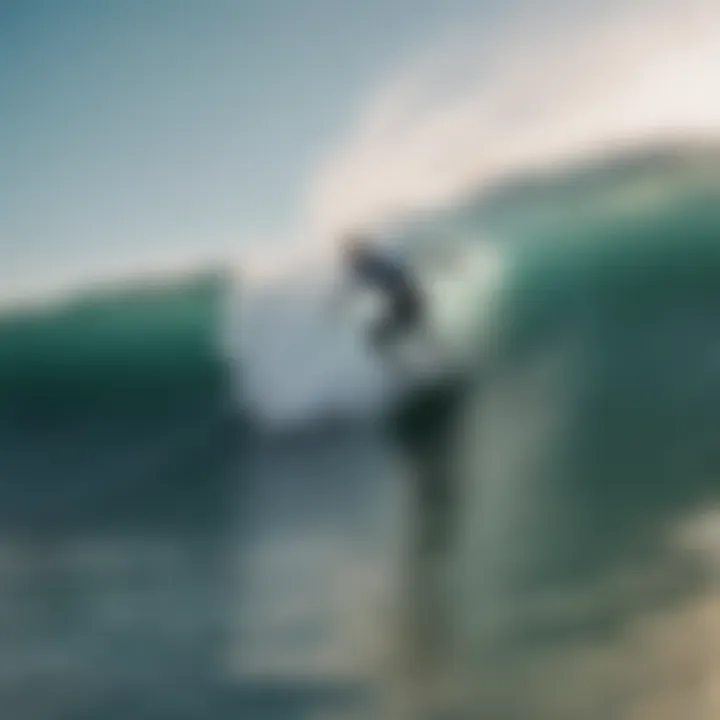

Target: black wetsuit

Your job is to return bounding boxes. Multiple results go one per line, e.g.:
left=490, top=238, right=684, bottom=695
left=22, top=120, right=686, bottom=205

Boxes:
left=349, top=250, right=422, bottom=351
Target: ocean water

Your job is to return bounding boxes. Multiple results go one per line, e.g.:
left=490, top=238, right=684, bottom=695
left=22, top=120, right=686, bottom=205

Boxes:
left=1, top=139, right=720, bottom=719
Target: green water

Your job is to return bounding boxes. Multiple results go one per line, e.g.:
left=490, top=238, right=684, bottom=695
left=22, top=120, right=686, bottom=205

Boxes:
left=0, top=272, right=229, bottom=419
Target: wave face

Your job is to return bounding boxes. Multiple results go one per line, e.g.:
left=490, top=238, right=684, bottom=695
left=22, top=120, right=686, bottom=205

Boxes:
left=434, top=141, right=720, bottom=717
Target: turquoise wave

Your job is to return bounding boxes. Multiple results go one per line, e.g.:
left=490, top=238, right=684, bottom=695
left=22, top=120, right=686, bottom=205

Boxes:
left=488, top=142, right=720, bottom=356
left=435, top=142, right=720, bottom=651
left=0, top=272, right=241, bottom=533
left=0, top=272, right=230, bottom=421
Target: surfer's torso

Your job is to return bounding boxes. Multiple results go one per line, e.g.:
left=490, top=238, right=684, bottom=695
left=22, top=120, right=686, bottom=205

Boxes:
left=348, top=248, right=422, bottom=348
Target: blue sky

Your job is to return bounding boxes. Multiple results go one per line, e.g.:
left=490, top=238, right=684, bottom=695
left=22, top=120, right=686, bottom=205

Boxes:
left=0, top=0, right=484, bottom=294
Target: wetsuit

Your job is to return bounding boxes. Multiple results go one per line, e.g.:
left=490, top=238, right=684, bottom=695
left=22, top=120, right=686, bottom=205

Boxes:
left=349, top=249, right=422, bottom=351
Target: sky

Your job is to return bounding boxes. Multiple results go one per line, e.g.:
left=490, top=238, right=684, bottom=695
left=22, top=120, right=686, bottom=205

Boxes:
left=0, top=0, right=488, bottom=297
left=1, top=0, right=718, bottom=301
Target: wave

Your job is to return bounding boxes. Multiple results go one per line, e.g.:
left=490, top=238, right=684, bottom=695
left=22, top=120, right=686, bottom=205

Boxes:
left=0, top=272, right=231, bottom=421
left=0, top=270, right=253, bottom=538
left=450, top=142, right=720, bottom=577
left=2, top=137, right=717, bottom=435
left=1, top=128, right=718, bottom=716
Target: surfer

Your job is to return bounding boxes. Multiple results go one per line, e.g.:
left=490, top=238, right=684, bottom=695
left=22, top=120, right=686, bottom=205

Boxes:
left=340, top=232, right=425, bottom=357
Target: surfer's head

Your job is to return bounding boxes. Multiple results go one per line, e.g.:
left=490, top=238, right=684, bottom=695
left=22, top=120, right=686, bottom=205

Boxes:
left=341, top=231, right=372, bottom=264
